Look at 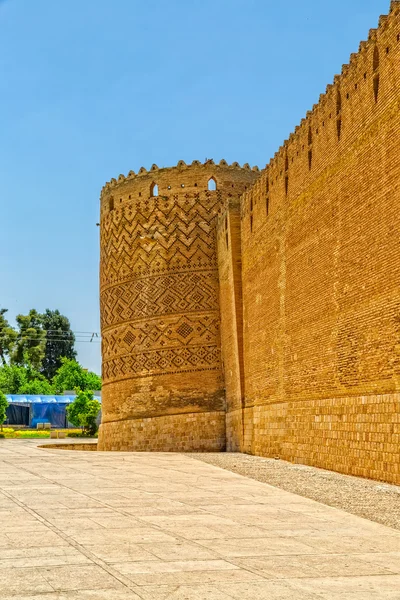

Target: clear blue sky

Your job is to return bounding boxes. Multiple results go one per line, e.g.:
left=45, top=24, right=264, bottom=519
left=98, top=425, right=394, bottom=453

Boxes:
left=0, top=0, right=389, bottom=375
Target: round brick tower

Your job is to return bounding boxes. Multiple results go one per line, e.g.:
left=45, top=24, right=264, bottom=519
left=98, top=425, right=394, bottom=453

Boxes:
left=98, top=160, right=259, bottom=451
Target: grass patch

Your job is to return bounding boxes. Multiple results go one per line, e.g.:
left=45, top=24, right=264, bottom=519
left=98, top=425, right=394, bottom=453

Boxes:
left=0, top=428, right=83, bottom=439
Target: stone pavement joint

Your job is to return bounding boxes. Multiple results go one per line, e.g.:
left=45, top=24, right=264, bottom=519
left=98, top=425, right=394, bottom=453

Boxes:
left=0, top=439, right=400, bottom=599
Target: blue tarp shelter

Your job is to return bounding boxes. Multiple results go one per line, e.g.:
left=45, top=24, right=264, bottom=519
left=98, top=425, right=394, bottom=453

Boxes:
left=5, top=395, right=102, bottom=428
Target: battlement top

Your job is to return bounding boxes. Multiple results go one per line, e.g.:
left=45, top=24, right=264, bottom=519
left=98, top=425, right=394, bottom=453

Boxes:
left=101, top=159, right=260, bottom=197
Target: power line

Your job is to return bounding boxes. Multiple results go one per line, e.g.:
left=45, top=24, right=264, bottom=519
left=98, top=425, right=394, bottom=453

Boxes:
left=0, top=327, right=100, bottom=335
left=0, top=335, right=101, bottom=344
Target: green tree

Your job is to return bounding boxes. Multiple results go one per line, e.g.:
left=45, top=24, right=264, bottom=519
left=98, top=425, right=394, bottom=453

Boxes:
left=0, top=391, right=9, bottom=431
left=10, top=310, right=46, bottom=370
left=66, top=389, right=101, bottom=436
left=40, top=309, right=76, bottom=380
left=18, top=377, right=54, bottom=395
left=0, top=363, right=54, bottom=395
left=0, top=308, right=17, bottom=366
left=0, top=364, right=28, bottom=394
left=52, top=358, right=101, bottom=393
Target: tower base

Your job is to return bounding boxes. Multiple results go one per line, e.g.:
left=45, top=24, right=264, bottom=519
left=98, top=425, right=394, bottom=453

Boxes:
left=97, top=411, right=226, bottom=452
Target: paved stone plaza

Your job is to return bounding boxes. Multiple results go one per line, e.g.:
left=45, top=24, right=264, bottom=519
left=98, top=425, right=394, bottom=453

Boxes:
left=0, top=440, right=400, bottom=599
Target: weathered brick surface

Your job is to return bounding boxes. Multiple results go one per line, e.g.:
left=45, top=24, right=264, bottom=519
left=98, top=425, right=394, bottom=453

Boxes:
left=99, top=4, right=400, bottom=483
left=229, top=3, right=400, bottom=484
left=98, top=162, right=258, bottom=452
left=217, top=201, right=245, bottom=451
left=98, top=411, right=226, bottom=452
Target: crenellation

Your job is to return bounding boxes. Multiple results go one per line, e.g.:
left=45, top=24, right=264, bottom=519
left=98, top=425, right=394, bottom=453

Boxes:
left=98, top=3, right=400, bottom=484
left=262, top=1, right=400, bottom=184
left=98, top=160, right=259, bottom=451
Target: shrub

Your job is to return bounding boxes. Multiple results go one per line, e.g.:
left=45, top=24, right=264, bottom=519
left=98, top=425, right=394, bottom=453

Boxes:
left=0, top=391, right=9, bottom=431
left=66, top=390, right=101, bottom=436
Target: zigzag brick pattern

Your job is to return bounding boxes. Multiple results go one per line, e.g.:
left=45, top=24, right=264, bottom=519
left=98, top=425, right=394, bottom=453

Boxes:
left=98, top=162, right=259, bottom=451
left=99, top=4, right=400, bottom=483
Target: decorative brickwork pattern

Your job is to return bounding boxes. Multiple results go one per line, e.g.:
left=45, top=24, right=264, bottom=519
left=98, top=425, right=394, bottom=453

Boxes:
left=98, top=162, right=259, bottom=451
left=99, top=4, right=400, bottom=483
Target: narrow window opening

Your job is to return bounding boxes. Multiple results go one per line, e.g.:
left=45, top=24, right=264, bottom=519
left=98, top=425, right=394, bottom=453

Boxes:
left=355, top=83, right=358, bottom=90
left=150, top=183, right=158, bottom=197
left=129, top=195, right=131, bottom=199
left=139, top=192, right=142, bottom=197
left=308, top=149, right=312, bottom=170
left=250, top=198, right=253, bottom=211
left=285, top=175, right=289, bottom=195
left=364, top=72, right=367, bottom=79
left=225, top=233, right=229, bottom=249
left=225, top=216, right=228, bottom=230
left=386, top=46, right=390, bottom=54
left=194, top=183, right=197, bottom=187
left=337, top=118, right=342, bottom=141
left=346, top=92, right=350, bottom=99
left=373, top=46, right=380, bottom=71
left=373, top=74, right=380, bottom=103
left=266, top=196, right=269, bottom=216
left=336, top=90, right=342, bottom=115
left=208, top=177, right=217, bottom=191
left=120, top=198, right=122, bottom=203
left=109, top=197, right=114, bottom=211
left=250, top=215, right=253, bottom=232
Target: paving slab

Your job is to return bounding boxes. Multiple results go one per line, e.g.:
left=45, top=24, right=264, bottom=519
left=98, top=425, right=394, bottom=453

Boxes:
left=0, top=439, right=399, bottom=599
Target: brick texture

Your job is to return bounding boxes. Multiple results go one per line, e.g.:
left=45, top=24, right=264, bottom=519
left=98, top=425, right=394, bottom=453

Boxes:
left=98, top=161, right=259, bottom=451
left=227, top=4, right=400, bottom=484
left=99, top=3, right=400, bottom=484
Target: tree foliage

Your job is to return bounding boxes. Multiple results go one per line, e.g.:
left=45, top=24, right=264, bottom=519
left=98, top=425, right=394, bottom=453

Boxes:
left=0, top=307, right=101, bottom=395
left=41, top=309, right=77, bottom=380
left=0, top=391, right=9, bottom=430
left=52, top=358, right=101, bottom=394
left=0, top=309, right=17, bottom=366
left=0, top=364, right=31, bottom=394
left=66, top=389, right=101, bottom=436
left=10, top=310, right=46, bottom=370
left=18, top=377, right=54, bottom=395
left=0, top=364, right=54, bottom=395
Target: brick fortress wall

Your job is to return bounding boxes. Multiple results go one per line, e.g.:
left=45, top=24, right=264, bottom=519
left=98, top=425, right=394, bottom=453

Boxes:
left=219, top=2, right=400, bottom=483
left=98, top=161, right=259, bottom=451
